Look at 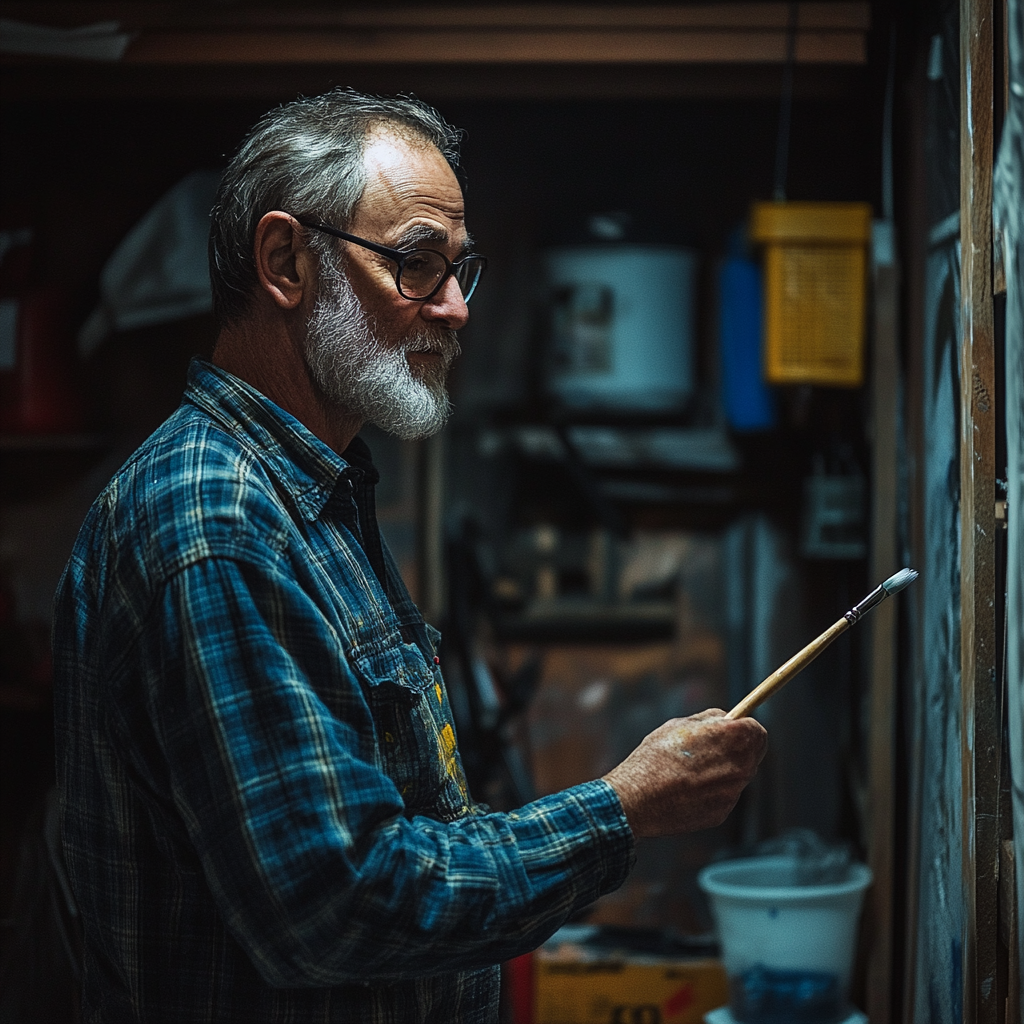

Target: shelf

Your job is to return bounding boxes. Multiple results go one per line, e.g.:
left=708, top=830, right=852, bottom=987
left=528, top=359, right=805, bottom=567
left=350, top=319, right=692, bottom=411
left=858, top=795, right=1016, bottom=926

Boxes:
left=498, top=424, right=742, bottom=473
left=497, top=598, right=675, bottom=642
left=598, top=478, right=738, bottom=505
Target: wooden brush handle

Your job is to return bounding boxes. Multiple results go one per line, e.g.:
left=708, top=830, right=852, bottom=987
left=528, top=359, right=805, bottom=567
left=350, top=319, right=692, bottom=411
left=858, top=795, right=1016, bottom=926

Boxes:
left=725, top=617, right=851, bottom=720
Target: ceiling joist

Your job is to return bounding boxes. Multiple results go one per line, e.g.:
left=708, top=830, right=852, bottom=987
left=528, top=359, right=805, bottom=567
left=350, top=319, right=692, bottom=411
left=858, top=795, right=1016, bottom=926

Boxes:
left=2, top=3, right=870, bottom=65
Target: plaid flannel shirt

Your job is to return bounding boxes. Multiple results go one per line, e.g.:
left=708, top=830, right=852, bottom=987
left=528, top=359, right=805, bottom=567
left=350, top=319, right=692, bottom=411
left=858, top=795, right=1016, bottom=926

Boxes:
left=52, top=359, right=634, bottom=1024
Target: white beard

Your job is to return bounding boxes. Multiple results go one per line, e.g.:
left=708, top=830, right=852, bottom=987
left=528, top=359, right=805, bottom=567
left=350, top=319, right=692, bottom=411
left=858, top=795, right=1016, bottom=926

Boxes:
left=303, top=260, right=460, bottom=440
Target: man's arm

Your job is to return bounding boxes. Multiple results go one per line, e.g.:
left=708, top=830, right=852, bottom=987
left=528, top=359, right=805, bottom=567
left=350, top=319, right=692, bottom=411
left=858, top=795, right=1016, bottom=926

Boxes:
left=126, top=554, right=763, bottom=988
left=126, top=555, right=633, bottom=987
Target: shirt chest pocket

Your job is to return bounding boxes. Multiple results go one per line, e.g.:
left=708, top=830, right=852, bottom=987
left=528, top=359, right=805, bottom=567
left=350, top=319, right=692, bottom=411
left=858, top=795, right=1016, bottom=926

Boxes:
left=351, top=637, right=469, bottom=822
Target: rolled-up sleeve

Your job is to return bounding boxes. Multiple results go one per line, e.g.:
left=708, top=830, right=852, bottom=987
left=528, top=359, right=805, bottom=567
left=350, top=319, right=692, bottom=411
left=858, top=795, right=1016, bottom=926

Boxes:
left=121, top=554, right=634, bottom=989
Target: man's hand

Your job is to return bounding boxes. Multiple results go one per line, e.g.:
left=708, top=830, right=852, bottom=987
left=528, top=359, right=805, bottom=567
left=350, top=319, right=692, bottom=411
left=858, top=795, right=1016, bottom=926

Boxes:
left=602, top=709, right=767, bottom=839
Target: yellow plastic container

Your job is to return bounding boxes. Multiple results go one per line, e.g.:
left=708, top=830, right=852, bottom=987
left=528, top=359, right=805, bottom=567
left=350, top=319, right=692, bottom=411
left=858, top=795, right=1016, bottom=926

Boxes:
left=750, top=201, right=873, bottom=387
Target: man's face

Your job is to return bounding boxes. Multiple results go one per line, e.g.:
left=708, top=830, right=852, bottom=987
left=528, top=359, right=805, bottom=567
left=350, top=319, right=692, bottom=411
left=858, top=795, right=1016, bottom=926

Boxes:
left=303, top=130, right=470, bottom=440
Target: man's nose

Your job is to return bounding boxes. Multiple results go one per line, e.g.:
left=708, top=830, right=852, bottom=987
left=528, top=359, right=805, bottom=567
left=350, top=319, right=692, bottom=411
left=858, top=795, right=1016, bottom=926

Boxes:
left=419, top=274, right=469, bottom=330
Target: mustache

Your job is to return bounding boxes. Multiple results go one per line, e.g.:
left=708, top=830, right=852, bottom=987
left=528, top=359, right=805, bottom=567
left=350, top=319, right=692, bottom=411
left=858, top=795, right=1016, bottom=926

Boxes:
left=401, top=331, right=461, bottom=361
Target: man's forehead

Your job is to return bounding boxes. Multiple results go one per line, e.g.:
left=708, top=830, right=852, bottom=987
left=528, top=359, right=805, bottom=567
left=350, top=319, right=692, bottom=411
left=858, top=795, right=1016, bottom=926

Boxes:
left=360, top=134, right=463, bottom=211
left=362, top=130, right=447, bottom=173
left=354, top=131, right=467, bottom=248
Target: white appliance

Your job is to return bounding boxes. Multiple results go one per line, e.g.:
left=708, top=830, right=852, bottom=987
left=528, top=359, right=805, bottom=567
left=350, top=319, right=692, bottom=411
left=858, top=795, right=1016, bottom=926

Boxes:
left=544, top=245, right=697, bottom=411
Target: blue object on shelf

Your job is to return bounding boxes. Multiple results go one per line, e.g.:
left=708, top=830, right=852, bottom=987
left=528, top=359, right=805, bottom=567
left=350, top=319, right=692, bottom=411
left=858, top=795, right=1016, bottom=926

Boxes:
left=719, top=255, right=777, bottom=432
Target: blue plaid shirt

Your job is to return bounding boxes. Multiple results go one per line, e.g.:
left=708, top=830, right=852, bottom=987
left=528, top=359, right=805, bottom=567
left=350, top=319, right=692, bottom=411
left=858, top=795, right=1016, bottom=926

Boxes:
left=52, top=359, right=634, bottom=1023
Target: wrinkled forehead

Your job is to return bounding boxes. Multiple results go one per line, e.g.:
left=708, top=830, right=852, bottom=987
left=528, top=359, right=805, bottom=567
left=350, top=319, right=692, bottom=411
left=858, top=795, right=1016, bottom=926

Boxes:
left=355, top=130, right=466, bottom=245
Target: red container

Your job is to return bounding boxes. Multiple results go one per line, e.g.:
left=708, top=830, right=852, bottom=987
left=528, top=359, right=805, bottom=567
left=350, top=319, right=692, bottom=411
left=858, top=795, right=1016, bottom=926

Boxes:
left=505, top=953, right=534, bottom=1024
left=0, top=287, right=83, bottom=434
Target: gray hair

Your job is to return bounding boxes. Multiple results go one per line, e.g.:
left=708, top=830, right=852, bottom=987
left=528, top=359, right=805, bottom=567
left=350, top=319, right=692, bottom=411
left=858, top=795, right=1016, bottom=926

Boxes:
left=208, top=88, right=462, bottom=326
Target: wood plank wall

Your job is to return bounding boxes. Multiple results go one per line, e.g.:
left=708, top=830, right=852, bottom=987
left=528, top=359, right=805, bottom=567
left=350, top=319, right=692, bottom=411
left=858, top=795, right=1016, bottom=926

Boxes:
left=958, top=0, right=1001, bottom=1020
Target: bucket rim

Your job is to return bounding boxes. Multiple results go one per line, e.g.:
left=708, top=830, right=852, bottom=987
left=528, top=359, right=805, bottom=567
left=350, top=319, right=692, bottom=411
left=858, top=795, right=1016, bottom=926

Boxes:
left=697, top=854, right=873, bottom=901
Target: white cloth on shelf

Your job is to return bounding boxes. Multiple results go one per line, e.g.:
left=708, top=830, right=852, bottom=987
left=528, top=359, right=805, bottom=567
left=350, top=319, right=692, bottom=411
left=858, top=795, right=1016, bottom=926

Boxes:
left=78, top=170, right=221, bottom=356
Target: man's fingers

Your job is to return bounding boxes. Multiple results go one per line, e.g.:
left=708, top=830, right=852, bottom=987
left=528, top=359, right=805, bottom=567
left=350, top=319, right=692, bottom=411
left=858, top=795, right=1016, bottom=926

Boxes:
left=689, top=708, right=727, bottom=720
left=739, top=717, right=769, bottom=763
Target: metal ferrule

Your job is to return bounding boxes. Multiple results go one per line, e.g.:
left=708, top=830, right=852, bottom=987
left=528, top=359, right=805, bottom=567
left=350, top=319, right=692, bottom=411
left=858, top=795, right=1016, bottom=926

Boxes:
left=845, top=584, right=887, bottom=624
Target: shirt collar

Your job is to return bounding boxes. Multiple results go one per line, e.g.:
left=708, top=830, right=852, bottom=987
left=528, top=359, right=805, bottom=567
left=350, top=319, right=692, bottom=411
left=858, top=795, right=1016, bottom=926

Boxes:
left=183, top=358, right=375, bottom=522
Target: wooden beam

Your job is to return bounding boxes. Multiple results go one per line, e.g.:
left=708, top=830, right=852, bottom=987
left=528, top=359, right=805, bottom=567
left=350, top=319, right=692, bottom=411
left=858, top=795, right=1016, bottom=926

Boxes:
left=0, top=3, right=873, bottom=32
left=122, top=28, right=866, bottom=65
left=999, top=840, right=1020, bottom=1024
left=0, top=3, right=870, bottom=65
left=958, top=0, right=1000, bottom=1021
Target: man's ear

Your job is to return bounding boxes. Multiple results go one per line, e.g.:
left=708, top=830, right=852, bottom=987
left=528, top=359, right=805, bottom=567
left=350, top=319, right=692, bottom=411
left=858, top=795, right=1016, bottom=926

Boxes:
left=253, top=212, right=316, bottom=311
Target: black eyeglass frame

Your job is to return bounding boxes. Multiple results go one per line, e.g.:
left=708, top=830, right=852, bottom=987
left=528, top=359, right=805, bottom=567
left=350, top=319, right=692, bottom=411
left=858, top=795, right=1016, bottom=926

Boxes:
left=297, top=218, right=487, bottom=303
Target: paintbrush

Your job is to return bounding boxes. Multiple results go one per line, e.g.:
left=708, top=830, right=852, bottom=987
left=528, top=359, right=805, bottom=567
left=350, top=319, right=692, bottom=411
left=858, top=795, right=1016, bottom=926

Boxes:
left=725, top=567, right=919, bottom=720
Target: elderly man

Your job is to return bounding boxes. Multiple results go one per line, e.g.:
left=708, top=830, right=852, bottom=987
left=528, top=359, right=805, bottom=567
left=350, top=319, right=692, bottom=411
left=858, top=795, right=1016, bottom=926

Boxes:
left=53, top=90, right=766, bottom=1023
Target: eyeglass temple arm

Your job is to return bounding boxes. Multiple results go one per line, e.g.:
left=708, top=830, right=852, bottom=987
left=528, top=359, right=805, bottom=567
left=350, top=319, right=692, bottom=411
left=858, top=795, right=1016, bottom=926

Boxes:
left=296, top=219, right=407, bottom=263
left=299, top=218, right=485, bottom=288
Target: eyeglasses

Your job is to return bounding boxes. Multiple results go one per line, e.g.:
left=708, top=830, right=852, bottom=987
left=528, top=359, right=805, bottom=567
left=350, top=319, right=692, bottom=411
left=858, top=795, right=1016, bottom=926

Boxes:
left=297, top=219, right=487, bottom=303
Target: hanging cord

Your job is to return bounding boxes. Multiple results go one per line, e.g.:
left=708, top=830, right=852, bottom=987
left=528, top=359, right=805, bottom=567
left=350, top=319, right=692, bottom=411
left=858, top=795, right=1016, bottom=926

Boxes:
left=773, top=2, right=799, bottom=201
left=881, top=22, right=897, bottom=221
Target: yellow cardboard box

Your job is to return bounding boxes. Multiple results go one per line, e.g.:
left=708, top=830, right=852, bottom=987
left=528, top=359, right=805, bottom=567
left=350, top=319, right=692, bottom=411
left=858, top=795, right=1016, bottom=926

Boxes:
left=535, top=953, right=728, bottom=1024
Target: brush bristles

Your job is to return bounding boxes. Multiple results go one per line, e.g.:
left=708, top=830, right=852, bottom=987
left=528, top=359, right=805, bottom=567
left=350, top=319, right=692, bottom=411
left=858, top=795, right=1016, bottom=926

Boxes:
left=881, top=567, right=919, bottom=595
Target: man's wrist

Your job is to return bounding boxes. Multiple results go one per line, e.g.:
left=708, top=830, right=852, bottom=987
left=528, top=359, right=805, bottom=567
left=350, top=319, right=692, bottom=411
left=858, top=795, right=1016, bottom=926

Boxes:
left=601, top=768, right=643, bottom=838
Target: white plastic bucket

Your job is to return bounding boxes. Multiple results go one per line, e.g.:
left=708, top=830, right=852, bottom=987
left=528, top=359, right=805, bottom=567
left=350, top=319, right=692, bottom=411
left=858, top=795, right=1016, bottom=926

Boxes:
left=543, top=245, right=697, bottom=411
left=698, top=855, right=872, bottom=1022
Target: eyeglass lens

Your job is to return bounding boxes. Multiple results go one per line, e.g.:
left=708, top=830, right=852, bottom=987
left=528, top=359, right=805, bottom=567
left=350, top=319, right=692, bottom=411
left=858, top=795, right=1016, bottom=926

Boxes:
left=454, top=260, right=484, bottom=302
left=399, top=252, right=484, bottom=302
